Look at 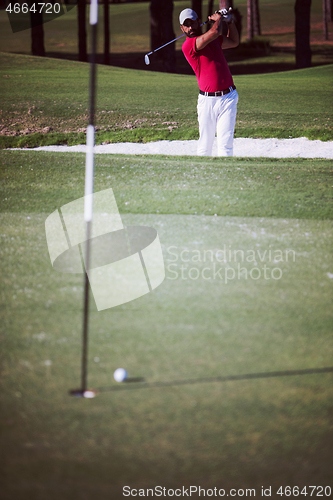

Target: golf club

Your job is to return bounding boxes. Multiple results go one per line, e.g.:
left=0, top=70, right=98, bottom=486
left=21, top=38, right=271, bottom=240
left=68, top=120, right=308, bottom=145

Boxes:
left=144, top=21, right=208, bottom=66
left=144, top=9, right=232, bottom=65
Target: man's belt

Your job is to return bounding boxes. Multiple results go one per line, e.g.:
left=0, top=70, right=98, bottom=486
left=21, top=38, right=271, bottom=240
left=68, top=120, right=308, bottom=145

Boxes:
left=199, top=85, right=236, bottom=97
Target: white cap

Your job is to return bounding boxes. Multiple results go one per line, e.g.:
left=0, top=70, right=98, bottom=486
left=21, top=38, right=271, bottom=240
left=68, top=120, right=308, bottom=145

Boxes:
left=179, top=8, right=198, bottom=25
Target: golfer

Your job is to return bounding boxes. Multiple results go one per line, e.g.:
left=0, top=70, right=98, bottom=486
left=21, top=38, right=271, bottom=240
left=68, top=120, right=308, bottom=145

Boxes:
left=179, top=8, right=239, bottom=156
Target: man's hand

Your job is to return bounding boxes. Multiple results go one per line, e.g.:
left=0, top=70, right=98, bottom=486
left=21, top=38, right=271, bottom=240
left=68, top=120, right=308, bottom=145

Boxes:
left=219, top=7, right=233, bottom=24
left=208, top=11, right=223, bottom=24
left=195, top=7, right=238, bottom=52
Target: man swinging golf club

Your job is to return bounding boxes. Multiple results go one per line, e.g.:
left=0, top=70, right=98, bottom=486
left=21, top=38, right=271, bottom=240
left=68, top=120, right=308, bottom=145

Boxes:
left=179, top=8, right=239, bottom=156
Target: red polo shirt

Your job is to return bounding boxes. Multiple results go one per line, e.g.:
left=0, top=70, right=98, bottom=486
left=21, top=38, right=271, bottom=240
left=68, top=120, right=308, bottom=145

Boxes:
left=182, top=36, right=234, bottom=93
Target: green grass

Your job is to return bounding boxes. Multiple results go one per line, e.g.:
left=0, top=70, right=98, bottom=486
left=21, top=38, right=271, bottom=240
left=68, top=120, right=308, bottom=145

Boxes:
left=1, top=53, right=333, bottom=148
left=1, top=151, right=333, bottom=219
left=1, top=2, right=333, bottom=494
left=1, top=150, right=333, bottom=498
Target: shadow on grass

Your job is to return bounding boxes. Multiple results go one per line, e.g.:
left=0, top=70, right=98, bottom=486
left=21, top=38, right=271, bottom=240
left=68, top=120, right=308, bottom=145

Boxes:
left=47, top=48, right=295, bottom=75
left=97, top=367, right=333, bottom=393
left=45, top=44, right=333, bottom=75
left=108, top=48, right=298, bottom=75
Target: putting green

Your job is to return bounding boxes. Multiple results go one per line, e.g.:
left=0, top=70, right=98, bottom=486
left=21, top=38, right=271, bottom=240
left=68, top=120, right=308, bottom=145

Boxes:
left=1, top=147, right=332, bottom=496
left=1, top=211, right=332, bottom=385
left=1, top=209, right=332, bottom=497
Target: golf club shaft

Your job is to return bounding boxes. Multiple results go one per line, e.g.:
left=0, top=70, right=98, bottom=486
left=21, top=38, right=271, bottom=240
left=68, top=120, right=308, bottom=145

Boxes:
left=147, top=32, right=187, bottom=57
left=147, top=20, right=209, bottom=58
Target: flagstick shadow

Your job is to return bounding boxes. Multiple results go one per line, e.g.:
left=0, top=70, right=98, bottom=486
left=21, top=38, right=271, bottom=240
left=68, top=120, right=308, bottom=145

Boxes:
left=97, top=367, right=333, bottom=393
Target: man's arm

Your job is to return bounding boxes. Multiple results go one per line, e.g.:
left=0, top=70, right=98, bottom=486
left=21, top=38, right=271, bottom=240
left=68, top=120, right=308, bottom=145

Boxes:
left=195, top=12, right=239, bottom=52
left=195, top=12, right=223, bottom=52
left=222, top=20, right=239, bottom=49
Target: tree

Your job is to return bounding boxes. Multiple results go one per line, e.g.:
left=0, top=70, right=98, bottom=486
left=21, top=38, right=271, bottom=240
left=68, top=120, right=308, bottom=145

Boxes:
left=30, top=10, right=45, bottom=56
left=78, top=0, right=87, bottom=62
left=253, top=0, right=261, bottom=36
left=150, top=0, right=176, bottom=72
left=104, top=0, right=110, bottom=64
left=323, top=0, right=328, bottom=39
left=323, top=0, right=333, bottom=39
left=329, top=0, right=333, bottom=20
left=247, top=0, right=254, bottom=39
left=207, top=0, right=214, bottom=18
left=247, top=0, right=261, bottom=40
left=220, top=0, right=233, bottom=8
left=295, top=0, right=312, bottom=68
left=192, top=0, right=202, bottom=21
left=206, top=0, right=214, bottom=31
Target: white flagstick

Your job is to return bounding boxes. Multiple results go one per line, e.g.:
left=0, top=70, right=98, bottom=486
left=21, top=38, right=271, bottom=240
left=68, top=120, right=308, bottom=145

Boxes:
left=79, top=0, right=98, bottom=398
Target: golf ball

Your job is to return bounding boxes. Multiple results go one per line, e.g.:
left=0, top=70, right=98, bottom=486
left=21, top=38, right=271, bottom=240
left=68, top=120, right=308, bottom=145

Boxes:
left=83, top=390, right=96, bottom=398
left=114, top=368, right=128, bottom=383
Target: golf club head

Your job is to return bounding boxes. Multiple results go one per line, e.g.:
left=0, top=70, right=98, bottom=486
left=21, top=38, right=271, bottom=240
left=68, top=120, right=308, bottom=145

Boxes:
left=144, top=54, right=150, bottom=65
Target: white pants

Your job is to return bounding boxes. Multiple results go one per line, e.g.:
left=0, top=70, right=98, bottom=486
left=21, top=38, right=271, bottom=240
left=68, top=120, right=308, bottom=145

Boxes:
left=197, top=89, right=239, bottom=157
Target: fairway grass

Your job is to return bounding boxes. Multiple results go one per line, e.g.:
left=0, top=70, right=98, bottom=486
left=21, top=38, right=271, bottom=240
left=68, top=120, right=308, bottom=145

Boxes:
left=1, top=151, right=332, bottom=498
left=1, top=53, right=333, bottom=148
left=1, top=151, right=332, bottom=220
